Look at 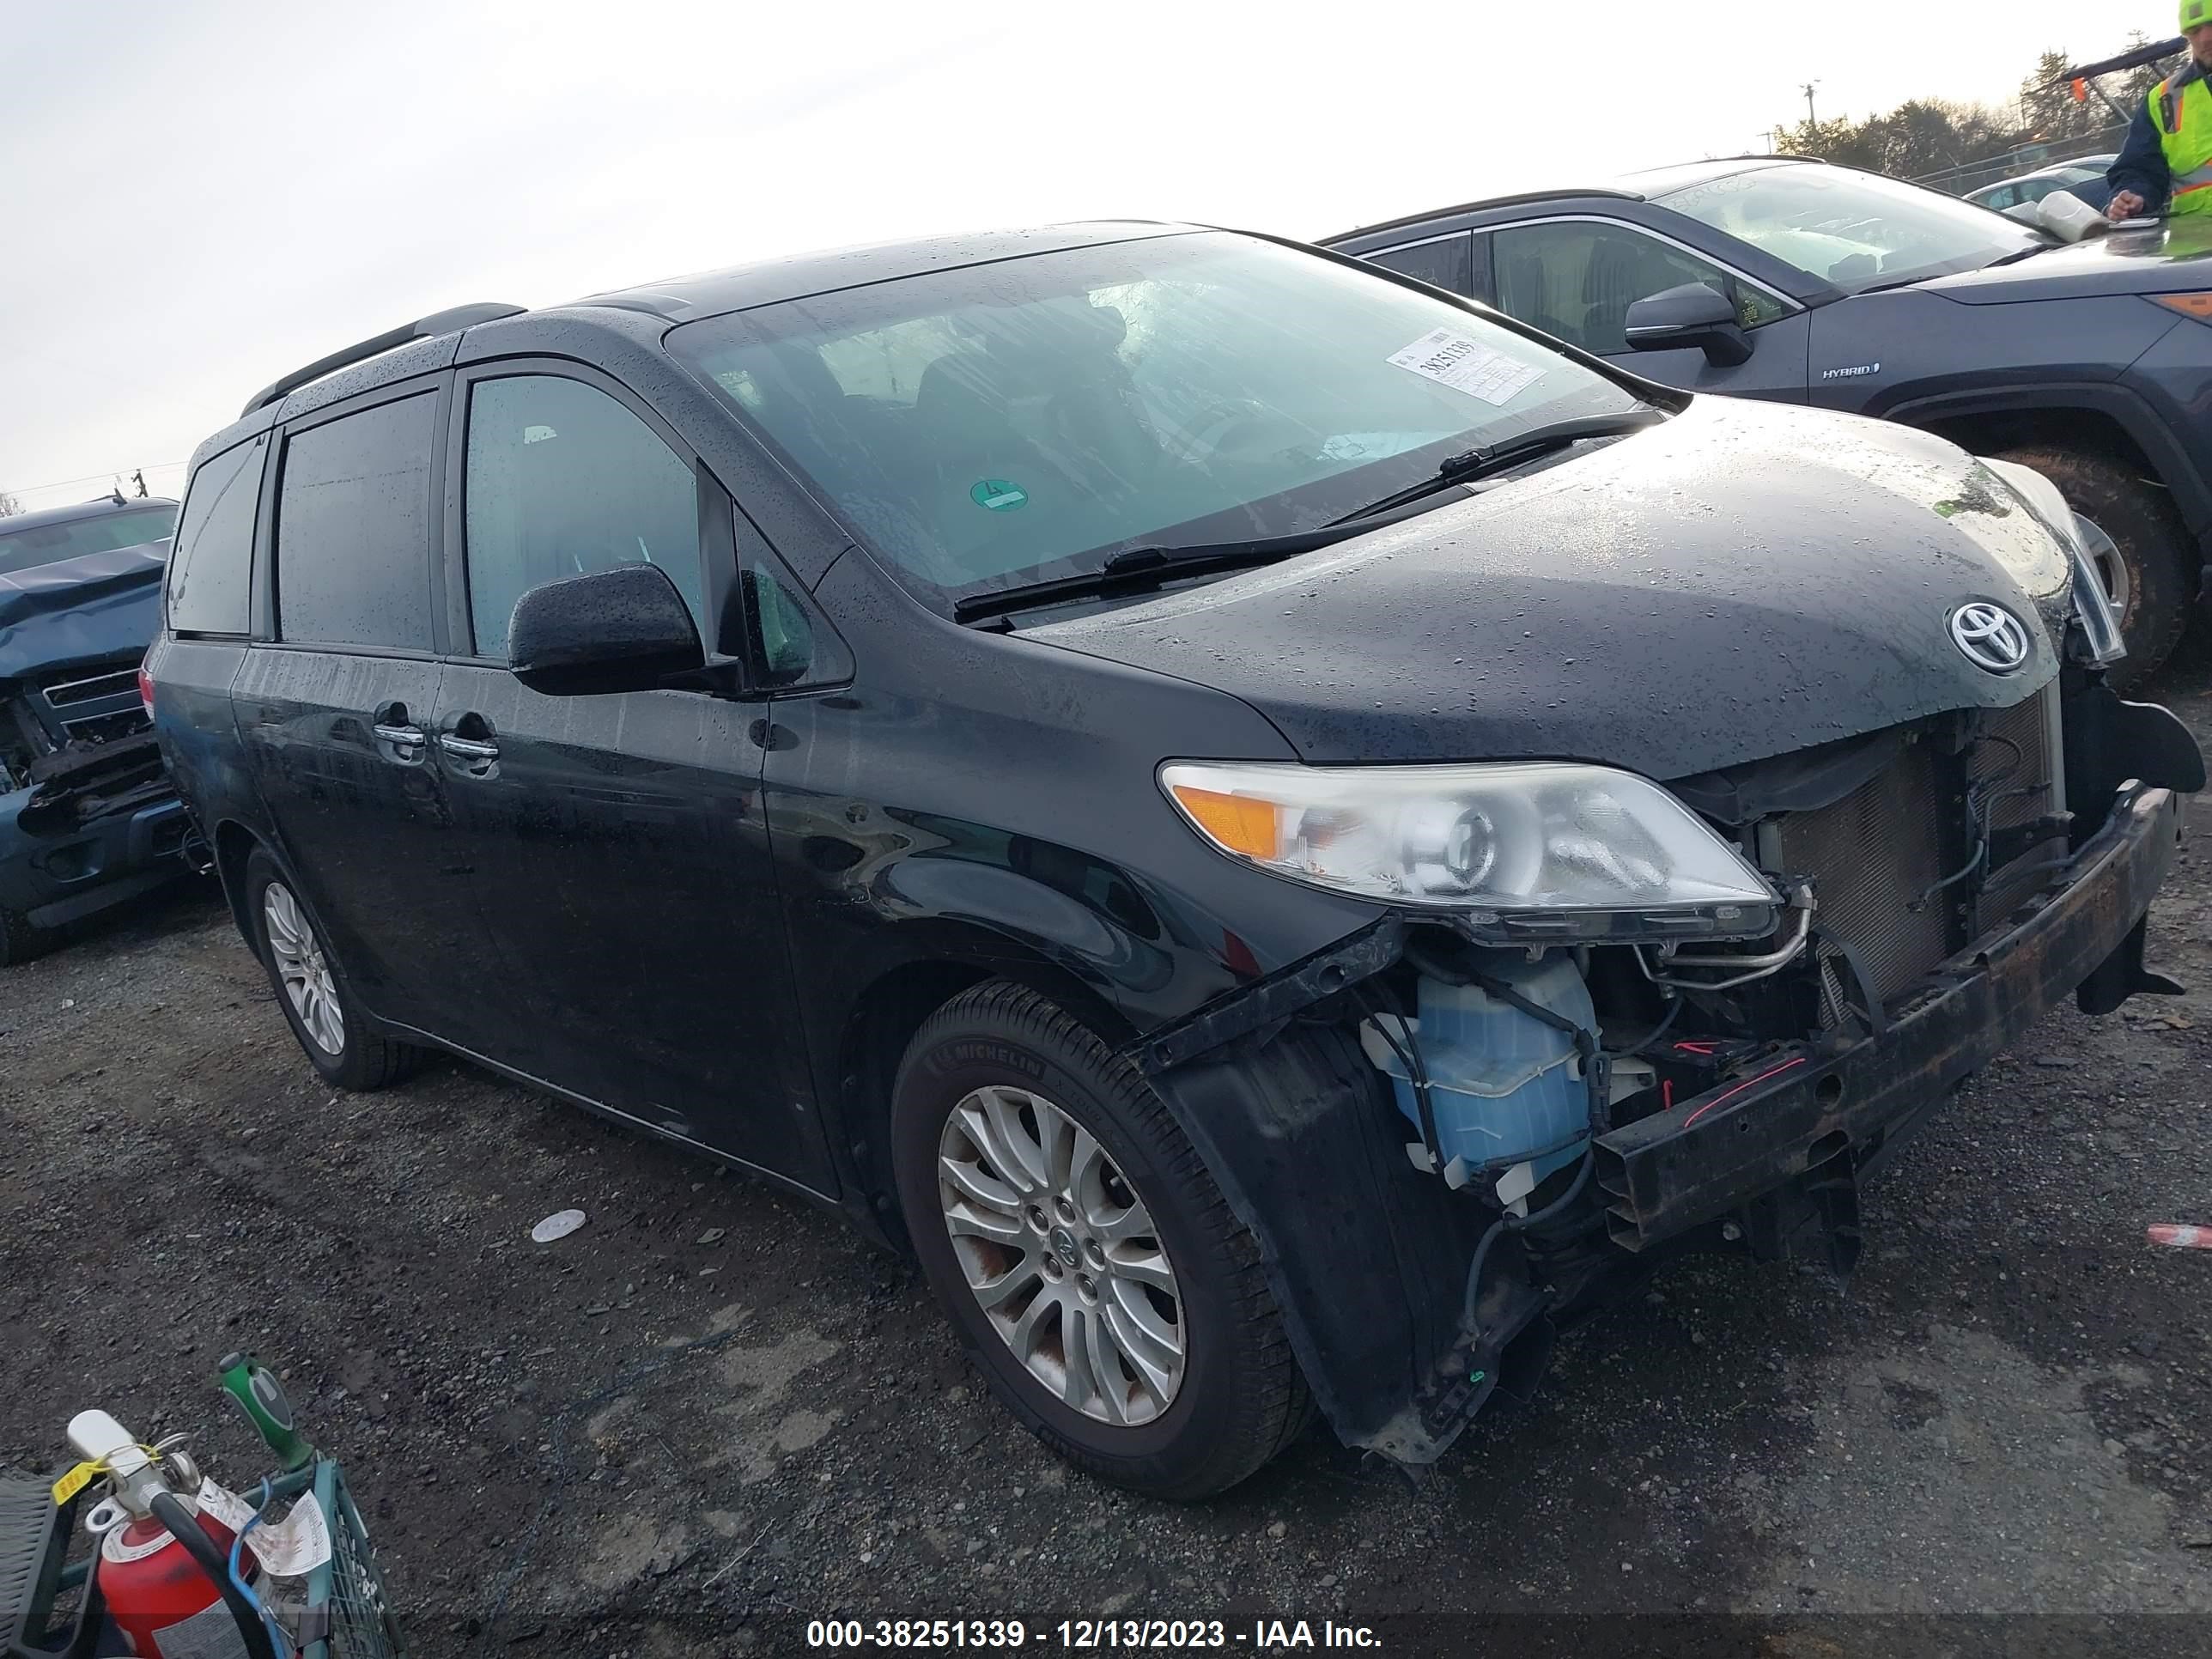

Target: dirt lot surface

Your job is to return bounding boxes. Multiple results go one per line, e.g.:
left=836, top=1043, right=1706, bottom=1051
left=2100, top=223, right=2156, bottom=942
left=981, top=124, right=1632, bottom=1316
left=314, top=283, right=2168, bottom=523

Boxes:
left=4, top=672, right=2211, bottom=1658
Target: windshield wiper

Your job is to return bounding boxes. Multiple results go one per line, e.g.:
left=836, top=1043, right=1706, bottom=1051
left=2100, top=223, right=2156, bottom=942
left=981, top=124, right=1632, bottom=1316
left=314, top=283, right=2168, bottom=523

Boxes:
left=951, top=523, right=1372, bottom=624
left=1322, top=408, right=1665, bottom=526
left=951, top=408, right=1665, bottom=626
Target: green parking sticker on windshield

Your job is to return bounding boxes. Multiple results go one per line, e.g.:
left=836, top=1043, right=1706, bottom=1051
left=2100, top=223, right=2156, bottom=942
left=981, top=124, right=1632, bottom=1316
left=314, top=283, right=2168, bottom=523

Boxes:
left=970, top=479, right=1029, bottom=512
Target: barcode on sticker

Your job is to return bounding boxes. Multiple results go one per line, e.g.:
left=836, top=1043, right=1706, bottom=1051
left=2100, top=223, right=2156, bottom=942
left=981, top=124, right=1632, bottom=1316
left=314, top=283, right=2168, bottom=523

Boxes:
left=1387, top=328, right=1544, bottom=405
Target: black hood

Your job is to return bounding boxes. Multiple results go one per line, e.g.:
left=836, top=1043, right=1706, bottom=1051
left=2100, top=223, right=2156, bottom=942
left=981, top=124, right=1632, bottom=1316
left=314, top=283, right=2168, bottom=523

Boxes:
left=1923, top=213, right=2212, bottom=301
left=1028, top=399, right=2073, bottom=780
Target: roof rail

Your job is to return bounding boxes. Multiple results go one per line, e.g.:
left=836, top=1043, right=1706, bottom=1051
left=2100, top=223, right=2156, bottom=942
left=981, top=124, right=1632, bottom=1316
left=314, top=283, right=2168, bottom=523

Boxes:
left=240, top=301, right=526, bottom=417
left=1317, top=185, right=1644, bottom=246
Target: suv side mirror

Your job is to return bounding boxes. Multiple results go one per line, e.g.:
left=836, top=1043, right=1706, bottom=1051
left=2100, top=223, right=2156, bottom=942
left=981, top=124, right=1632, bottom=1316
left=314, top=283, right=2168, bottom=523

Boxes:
left=1623, top=282, right=1753, bottom=368
left=507, top=562, right=707, bottom=696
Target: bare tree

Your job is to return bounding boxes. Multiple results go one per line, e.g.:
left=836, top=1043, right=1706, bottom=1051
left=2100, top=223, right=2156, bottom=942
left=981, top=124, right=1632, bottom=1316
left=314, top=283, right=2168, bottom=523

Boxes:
left=0, top=491, right=21, bottom=518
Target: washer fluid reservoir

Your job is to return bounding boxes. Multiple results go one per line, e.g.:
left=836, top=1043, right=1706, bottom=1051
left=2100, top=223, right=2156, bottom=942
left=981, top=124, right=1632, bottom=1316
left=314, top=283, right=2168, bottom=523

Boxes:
left=1360, top=955, right=1594, bottom=1205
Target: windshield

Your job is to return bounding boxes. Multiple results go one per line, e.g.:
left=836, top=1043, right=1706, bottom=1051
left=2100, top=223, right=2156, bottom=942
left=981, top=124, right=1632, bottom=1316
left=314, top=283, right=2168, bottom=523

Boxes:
left=0, top=506, right=176, bottom=579
left=1657, top=166, right=2041, bottom=293
left=669, top=232, right=1642, bottom=607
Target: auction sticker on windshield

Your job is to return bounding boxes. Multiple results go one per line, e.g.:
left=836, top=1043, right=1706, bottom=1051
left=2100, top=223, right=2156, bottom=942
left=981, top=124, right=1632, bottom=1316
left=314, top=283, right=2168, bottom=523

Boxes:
left=1387, top=329, right=1543, bottom=405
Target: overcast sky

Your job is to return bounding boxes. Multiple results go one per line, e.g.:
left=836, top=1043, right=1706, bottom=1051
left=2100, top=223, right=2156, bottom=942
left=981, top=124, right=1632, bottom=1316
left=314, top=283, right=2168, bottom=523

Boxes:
left=0, top=0, right=2158, bottom=510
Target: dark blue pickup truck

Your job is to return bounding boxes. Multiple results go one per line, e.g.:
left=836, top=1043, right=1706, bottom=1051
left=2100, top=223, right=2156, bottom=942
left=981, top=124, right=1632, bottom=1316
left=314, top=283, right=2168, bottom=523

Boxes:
left=0, top=495, right=193, bottom=960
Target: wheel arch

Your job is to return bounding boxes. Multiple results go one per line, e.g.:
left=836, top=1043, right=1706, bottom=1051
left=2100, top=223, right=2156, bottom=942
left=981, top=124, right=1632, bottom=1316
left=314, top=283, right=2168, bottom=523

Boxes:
left=210, top=817, right=272, bottom=946
left=828, top=926, right=1140, bottom=1249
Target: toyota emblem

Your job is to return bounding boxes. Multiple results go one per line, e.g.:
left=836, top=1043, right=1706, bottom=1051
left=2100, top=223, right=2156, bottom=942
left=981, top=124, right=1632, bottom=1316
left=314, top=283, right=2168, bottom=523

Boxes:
left=1948, top=602, right=2031, bottom=674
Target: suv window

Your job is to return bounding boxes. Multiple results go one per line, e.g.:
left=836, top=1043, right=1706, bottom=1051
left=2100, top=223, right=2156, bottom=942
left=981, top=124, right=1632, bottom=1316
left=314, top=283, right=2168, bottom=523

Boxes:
left=1365, top=234, right=1473, bottom=295
left=462, top=375, right=705, bottom=659
left=167, top=439, right=264, bottom=633
left=275, top=395, right=436, bottom=650
left=1491, top=221, right=1789, bottom=356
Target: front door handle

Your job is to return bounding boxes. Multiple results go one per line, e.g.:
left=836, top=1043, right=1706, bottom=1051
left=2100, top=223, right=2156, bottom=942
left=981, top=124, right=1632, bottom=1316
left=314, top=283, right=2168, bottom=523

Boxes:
left=439, top=713, right=501, bottom=777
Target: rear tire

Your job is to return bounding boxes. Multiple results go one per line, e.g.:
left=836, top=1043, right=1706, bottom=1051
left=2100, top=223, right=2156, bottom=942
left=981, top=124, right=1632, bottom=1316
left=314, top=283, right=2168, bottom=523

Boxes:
left=243, top=848, right=424, bottom=1091
left=1992, top=445, right=2194, bottom=690
left=890, top=980, right=1310, bottom=1499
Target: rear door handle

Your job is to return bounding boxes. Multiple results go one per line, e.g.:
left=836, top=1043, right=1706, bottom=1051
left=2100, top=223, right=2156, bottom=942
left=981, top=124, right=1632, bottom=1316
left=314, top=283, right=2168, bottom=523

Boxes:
left=438, top=735, right=499, bottom=762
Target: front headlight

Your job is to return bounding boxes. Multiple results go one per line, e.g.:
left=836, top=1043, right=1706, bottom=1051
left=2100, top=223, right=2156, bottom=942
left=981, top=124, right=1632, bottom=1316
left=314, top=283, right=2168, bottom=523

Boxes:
left=1160, top=760, right=1779, bottom=943
left=2067, top=514, right=2127, bottom=666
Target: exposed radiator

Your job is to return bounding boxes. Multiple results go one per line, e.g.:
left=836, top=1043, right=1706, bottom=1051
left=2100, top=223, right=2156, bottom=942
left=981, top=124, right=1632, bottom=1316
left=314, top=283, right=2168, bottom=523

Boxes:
left=1971, top=685, right=2064, bottom=935
left=1769, top=686, right=2061, bottom=1014
left=1773, top=734, right=1952, bottom=1004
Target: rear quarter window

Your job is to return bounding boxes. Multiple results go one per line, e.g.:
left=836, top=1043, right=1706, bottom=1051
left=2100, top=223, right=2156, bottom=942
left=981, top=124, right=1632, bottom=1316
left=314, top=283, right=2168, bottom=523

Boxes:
left=275, top=393, right=437, bottom=651
left=167, top=436, right=266, bottom=635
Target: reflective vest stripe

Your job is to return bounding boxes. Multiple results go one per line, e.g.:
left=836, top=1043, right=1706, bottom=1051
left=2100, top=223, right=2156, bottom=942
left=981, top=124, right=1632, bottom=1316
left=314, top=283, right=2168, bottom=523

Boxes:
left=2152, top=70, right=2212, bottom=216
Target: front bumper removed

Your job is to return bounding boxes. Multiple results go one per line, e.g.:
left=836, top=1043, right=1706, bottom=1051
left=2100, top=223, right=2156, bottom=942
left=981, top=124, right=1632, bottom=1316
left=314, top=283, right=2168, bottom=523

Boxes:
left=1137, top=781, right=2185, bottom=1468
left=1595, top=783, right=2183, bottom=1256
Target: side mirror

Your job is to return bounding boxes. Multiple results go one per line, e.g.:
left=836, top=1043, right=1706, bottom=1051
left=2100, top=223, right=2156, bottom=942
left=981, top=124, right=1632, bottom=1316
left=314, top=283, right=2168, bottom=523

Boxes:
left=507, top=562, right=706, bottom=696
left=1623, top=281, right=1753, bottom=368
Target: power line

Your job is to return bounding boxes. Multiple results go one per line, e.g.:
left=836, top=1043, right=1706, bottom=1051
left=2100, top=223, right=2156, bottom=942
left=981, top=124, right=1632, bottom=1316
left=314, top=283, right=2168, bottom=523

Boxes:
left=3, top=461, right=186, bottom=496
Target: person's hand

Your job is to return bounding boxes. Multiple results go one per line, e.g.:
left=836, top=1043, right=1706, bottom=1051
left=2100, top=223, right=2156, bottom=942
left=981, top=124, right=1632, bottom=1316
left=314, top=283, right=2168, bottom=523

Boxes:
left=2109, top=188, right=2148, bottom=220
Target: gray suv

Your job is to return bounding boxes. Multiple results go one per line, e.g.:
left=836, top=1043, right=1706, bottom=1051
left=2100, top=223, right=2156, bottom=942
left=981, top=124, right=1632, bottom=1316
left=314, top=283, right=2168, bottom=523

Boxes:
left=1324, top=156, right=2212, bottom=687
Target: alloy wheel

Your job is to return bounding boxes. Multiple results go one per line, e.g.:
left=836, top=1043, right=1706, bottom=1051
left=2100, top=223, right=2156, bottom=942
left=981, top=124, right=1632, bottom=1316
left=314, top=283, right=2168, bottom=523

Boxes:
left=263, top=880, right=344, bottom=1056
left=936, top=1085, right=1186, bottom=1425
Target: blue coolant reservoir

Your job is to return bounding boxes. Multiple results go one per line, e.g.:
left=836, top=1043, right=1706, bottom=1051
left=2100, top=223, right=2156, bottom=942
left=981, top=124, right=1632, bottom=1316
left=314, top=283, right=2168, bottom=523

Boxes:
left=1360, top=956, right=1595, bottom=1191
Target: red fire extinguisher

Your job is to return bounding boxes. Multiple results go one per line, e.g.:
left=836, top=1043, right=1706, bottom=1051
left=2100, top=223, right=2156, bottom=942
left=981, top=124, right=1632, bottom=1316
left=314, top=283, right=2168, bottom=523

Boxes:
left=63, top=1409, right=276, bottom=1659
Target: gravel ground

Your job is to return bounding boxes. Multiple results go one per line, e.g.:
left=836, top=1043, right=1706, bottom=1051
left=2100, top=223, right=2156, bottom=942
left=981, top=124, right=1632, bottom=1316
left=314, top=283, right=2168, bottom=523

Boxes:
left=3, top=672, right=2210, bottom=1658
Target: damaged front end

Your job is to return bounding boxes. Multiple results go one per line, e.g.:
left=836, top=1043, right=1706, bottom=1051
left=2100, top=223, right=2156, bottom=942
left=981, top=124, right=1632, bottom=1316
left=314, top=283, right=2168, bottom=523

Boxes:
left=1127, top=623, right=2201, bottom=1473
left=0, top=537, right=193, bottom=949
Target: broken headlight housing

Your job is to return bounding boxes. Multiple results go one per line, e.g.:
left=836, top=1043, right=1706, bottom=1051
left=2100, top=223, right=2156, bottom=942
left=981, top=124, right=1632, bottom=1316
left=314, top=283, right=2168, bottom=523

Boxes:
left=2067, top=514, right=2126, bottom=666
left=1161, top=759, right=1779, bottom=944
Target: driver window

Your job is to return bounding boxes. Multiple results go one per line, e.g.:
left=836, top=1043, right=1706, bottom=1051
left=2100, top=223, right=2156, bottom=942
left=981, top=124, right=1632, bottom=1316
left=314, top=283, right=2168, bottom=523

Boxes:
left=1491, top=221, right=1788, bottom=356
left=463, top=374, right=707, bottom=659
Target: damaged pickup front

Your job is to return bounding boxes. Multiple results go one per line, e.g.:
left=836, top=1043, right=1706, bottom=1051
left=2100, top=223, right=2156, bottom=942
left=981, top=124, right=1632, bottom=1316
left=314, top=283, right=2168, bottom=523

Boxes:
left=1131, top=671, right=2201, bottom=1473
left=0, top=498, right=192, bottom=960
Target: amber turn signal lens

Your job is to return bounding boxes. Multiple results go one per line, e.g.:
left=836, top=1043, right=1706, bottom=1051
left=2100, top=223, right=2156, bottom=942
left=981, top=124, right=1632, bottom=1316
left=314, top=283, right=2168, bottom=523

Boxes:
left=2153, top=292, right=2212, bottom=321
left=1169, top=785, right=1281, bottom=860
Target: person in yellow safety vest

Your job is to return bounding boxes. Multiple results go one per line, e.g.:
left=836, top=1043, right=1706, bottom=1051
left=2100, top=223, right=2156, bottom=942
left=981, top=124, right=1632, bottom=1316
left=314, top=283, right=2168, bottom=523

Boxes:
left=2108, top=1, right=2212, bottom=218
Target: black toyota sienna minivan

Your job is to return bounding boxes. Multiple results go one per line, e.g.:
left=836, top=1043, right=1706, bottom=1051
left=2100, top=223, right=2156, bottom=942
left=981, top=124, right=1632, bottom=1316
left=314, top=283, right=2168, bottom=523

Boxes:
left=149, top=222, right=2202, bottom=1498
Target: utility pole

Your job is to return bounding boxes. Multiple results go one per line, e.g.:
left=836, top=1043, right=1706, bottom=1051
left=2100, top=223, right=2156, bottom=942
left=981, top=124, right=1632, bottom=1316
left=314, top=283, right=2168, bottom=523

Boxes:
left=1802, top=81, right=1820, bottom=128
left=131, top=469, right=147, bottom=498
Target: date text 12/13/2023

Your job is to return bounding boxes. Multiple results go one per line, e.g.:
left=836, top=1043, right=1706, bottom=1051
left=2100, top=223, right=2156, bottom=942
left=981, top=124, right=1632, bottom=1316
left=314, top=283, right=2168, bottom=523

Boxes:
left=805, top=1619, right=1385, bottom=1650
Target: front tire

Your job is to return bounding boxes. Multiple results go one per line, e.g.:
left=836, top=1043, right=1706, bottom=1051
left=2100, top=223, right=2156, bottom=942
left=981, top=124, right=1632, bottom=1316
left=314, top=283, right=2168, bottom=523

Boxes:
left=0, top=906, right=57, bottom=966
left=243, top=848, right=423, bottom=1091
left=1992, top=444, right=2194, bottom=690
left=890, top=981, right=1310, bottom=1499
